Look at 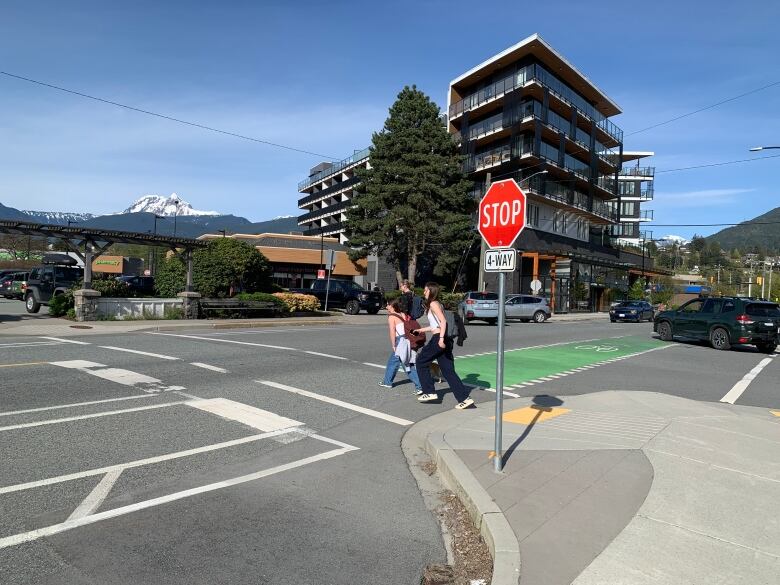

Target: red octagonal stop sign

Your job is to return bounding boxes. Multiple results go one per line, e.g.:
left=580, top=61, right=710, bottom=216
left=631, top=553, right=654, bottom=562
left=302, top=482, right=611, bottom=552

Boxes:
left=478, top=179, right=527, bottom=249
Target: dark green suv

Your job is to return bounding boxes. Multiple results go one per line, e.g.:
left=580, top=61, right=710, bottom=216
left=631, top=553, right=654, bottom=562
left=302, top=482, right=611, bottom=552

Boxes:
left=654, top=296, right=779, bottom=353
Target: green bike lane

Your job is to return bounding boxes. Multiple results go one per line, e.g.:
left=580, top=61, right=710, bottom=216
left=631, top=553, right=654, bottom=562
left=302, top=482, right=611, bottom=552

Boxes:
left=456, top=335, right=666, bottom=389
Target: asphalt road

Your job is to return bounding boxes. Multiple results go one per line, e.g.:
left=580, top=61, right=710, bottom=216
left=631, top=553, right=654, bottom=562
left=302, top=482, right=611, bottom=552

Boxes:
left=0, top=314, right=777, bottom=584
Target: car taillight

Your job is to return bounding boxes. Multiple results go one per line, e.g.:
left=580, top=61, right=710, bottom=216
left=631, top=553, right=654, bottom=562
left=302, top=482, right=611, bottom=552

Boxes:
left=736, top=314, right=754, bottom=325
left=465, top=299, right=475, bottom=305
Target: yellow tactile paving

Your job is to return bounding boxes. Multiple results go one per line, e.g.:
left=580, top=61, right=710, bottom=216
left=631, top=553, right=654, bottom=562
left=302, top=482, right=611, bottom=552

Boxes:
left=498, top=405, right=571, bottom=425
left=771, top=411, right=780, bottom=418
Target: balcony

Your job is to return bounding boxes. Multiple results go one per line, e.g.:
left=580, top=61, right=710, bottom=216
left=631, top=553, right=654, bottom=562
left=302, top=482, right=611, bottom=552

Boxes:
left=303, top=221, right=345, bottom=237
left=298, top=176, right=360, bottom=207
left=464, top=144, right=512, bottom=173
left=619, top=166, right=655, bottom=178
left=298, top=148, right=370, bottom=191
left=639, top=209, right=654, bottom=221
left=297, top=200, right=353, bottom=223
left=449, top=63, right=623, bottom=145
left=639, top=188, right=654, bottom=201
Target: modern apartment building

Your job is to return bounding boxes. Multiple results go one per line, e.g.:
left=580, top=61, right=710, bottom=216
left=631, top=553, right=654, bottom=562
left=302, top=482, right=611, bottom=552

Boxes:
left=448, top=33, right=654, bottom=312
left=297, top=148, right=370, bottom=244
left=614, top=151, right=655, bottom=247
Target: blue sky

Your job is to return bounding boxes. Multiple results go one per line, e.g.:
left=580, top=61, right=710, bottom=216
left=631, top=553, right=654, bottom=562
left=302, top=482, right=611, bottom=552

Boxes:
left=1, top=0, right=778, bottom=239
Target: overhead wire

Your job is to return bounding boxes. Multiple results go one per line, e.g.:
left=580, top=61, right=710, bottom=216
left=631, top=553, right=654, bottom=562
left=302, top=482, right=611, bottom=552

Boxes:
left=0, top=70, right=339, bottom=160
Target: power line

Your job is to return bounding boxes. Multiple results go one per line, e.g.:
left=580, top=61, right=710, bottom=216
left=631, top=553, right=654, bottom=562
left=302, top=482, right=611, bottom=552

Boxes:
left=656, top=153, right=780, bottom=173
left=626, top=80, right=780, bottom=136
left=0, top=70, right=339, bottom=160
left=651, top=221, right=780, bottom=227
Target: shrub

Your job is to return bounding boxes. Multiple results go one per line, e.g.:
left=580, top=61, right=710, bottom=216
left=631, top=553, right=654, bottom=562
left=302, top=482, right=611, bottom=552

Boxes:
left=440, top=292, right=464, bottom=311
left=66, top=308, right=76, bottom=320
left=91, top=278, right=131, bottom=297
left=272, top=292, right=321, bottom=312
left=49, top=292, right=74, bottom=317
left=383, top=290, right=401, bottom=302
left=236, top=292, right=286, bottom=307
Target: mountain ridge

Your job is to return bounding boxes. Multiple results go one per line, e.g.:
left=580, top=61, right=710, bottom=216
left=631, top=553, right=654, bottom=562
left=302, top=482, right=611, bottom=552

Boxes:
left=705, top=206, right=780, bottom=251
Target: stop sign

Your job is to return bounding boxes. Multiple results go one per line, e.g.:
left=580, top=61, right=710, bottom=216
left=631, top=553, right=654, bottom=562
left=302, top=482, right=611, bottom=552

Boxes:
left=478, top=179, right=527, bottom=249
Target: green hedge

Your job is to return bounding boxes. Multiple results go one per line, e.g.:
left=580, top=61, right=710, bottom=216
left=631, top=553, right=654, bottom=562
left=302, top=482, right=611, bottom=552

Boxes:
left=235, top=292, right=286, bottom=307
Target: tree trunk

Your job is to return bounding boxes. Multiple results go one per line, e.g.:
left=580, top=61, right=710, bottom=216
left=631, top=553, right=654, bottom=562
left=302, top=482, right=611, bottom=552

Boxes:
left=395, top=269, right=404, bottom=289
left=408, top=254, right=417, bottom=285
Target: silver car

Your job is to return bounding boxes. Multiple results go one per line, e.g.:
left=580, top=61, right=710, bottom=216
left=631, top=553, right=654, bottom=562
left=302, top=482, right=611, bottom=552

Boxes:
left=505, top=295, right=551, bottom=323
left=458, top=291, right=499, bottom=325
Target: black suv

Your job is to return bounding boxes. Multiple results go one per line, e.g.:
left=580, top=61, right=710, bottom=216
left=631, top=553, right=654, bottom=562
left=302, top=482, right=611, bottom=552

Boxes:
left=654, top=296, right=779, bottom=353
left=25, top=255, right=83, bottom=313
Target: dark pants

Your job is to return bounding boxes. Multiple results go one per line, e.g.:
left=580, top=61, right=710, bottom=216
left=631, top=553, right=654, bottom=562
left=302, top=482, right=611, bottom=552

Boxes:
left=416, top=334, right=470, bottom=403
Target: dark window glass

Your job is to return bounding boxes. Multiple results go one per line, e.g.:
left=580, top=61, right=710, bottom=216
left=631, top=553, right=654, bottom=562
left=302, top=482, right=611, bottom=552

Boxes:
left=700, top=299, right=723, bottom=314
left=722, top=301, right=736, bottom=313
left=54, top=267, right=82, bottom=281
left=746, top=303, right=780, bottom=317
left=470, top=292, right=499, bottom=301
left=680, top=300, right=703, bottom=313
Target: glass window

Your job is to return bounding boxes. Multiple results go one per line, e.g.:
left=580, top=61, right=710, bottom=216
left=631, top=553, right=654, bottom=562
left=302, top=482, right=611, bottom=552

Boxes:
left=721, top=300, right=736, bottom=313
left=680, top=300, right=703, bottom=313
left=527, top=203, right=540, bottom=227
left=746, top=303, right=780, bottom=317
left=701, top=299, right=723, bottom=314
left=470, top=292, right=499, bottom=300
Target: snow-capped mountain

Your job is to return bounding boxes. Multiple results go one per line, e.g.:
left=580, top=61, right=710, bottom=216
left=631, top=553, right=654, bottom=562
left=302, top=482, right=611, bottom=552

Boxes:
left=21, top=210, right=95, bottom=224
left=122, top=194, right=220, bottom=217
left=656, top=234, right=690, bottom=247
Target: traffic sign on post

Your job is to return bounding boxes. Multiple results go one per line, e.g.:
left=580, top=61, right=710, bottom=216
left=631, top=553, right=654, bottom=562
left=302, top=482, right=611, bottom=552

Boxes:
left=478, top=179, right=527, bottom=249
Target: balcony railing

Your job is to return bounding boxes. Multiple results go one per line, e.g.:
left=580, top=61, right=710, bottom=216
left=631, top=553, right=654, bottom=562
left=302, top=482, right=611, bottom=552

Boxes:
left=639, top=188, right=654, bottom=201
left=449, top=63, right=623, bottom=144
left=297, top=176, right=361, bottom=207
left=619, top=166, right=655, bottom=178
left=298, top=148, right=370, bottom=191
left=464, top=144, right=511, bottom=173
left=639, top=209, right=654, bottom=221
left=303, top=221, right=345, bottom=237
left=297, top=200, right=353, bottom=223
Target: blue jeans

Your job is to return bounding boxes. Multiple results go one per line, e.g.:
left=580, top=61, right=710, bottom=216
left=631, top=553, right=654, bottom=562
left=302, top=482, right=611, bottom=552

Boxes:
left=383, top=338, right=422, bottom=389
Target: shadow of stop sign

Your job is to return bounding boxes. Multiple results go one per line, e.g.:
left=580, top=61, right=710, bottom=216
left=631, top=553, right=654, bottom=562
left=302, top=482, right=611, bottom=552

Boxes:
left=478, top=179, right=527, bottom=249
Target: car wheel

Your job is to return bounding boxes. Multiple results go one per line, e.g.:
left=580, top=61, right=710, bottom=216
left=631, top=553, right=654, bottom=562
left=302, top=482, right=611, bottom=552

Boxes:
left=710, top=327, right=731, bottom=351
left=533, top=311, right=546, bottom=323
left=367, top=308, right=380, bottom=315
left=25, top=294, right=41, bottom=314
left=345, top=300, right=361, bottom=315
left=756, top=341, right=777, bottom=354
left=657, top=321, right=673, bottom=341
left=610, top=318, right=616, bottom=323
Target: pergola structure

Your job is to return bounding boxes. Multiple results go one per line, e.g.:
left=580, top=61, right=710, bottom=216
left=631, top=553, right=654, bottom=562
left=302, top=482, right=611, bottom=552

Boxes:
left=0, top=220, right=207, bottom=290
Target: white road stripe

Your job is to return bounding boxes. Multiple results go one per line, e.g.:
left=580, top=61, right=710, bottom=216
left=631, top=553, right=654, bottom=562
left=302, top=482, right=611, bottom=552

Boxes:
left=304, top=351, right=348, bottom=360
left=0, top=341, right=61, bottom=348
left=50, top=360, right=184, bottom=393
left=190, top=362, right=228, bottom=373
left=39, top=337, right=90, bottom=345
left=0, top=401, right=186, bottom=432
left=720, top=357, right=776, bottom=404
left=0, top=394, right=156, bottom=417
left=150, top=332, right=294, bottom=351
left=257, top=380, right=414, bottom=426
left=0, top=446, right=356, bottom=550
left=188, top=398, right=303, bottom=432
left=99, top=346, right=179, bottom=360
left=0, top=428, right=296, bottom=496
left=67, top=469, right=122, bottom=521
left=484, top=388, right=520, bottom=398
left=362, top=362, right=386, bottom=369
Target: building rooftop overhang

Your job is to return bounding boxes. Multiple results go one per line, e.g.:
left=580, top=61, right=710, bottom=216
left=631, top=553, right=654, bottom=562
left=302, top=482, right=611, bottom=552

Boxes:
left=449, top=33, right=621, bottom=117
left=621, top=151, right=654, bottom=162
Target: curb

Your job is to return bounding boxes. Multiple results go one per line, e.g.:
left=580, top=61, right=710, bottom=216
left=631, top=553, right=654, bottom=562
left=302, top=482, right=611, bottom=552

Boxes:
left=403, top=413, right=521, bottom=585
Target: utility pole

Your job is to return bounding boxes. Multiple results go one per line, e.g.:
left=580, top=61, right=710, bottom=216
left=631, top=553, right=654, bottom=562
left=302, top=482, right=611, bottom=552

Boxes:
left=477, top=173, right=491, bottom=292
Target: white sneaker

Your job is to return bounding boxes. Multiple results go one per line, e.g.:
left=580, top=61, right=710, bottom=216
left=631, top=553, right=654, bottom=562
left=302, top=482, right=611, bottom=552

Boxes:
left=417, top=393, right=438, bottom=402
left=378, top=382, right=393, bottom=389
left=414, top=388, right=424, bottom=396
left=455, top=398, right=475, bottom=410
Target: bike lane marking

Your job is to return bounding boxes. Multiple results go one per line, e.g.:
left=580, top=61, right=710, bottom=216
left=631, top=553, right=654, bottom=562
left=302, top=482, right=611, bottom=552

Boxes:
left=455, top=336, right=668, bottom=389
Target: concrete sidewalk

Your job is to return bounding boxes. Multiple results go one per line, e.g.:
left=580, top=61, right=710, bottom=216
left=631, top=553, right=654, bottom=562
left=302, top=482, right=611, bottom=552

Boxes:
left=0, top=308, right=606, bottom=337
left=404, top=390, right=780, bottom=585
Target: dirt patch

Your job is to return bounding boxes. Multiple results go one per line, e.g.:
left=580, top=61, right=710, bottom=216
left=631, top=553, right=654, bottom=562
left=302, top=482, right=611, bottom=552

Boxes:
left=437, top=490, right=493, bottom=585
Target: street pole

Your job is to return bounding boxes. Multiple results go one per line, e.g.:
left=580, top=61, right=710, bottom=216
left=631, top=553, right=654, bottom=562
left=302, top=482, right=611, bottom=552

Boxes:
left=320, top=233, right=324, bottom=270
left=494, top=271, right=506, bottom=473
left=477, top=173, right=491, bottom=292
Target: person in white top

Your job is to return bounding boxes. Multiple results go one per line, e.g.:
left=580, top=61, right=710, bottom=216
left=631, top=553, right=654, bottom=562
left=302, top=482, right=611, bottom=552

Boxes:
left=379, top=299, right=422, bottom=392
left=412, top=282, right=474, bottom=409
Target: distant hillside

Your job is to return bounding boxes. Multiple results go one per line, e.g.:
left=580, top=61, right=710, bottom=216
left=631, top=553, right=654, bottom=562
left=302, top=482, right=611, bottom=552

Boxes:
left=0, top=202, right=301, bottom=238
left=706, top=207, right=780, bottom=251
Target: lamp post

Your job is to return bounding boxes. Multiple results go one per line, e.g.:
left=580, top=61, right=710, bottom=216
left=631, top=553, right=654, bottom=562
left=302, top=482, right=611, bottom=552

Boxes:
left=172, top=199, right=180, bottom=238
left=151, top=214, right=165, bottom=276
left=749, top=146, right=780, bottom=151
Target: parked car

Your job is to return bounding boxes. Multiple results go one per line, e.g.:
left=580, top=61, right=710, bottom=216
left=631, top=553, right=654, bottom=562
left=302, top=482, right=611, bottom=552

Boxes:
left=458, top=291, right=499, bottom=325
left=505, top=295, right=551, bottom=322
left=610, top=301, right=654, bottom=322
left=116, top=275, right=155, bottom=296
left=289, top=279, right=383, bottom=314
left=24, top=255, right=83, bottom=313
left=0, top=274, right=16, bottom=299
left=10, top=272, right=30, bottom=300
left=654, top=296, right=779, bottom=353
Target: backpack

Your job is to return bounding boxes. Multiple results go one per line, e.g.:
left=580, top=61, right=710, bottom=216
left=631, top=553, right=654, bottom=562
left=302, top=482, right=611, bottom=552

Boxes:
left=391, top=314, right=426, bottom=350
left=410, top=295, right=425, bottom=320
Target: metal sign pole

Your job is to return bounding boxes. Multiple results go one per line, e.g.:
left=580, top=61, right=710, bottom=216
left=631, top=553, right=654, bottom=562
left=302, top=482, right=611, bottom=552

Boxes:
left=494, top=271, right=506, bottom=473
left=324, top=249, right=334, bottom=311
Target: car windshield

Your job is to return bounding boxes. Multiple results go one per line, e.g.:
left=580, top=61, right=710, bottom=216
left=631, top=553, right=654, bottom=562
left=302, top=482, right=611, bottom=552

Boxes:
left=470, top=292, right=498, bottom=301
left=746, top=303, right=780, bottom=318
left=54, top=267, right=83, bottom=280
left=341, top=281, right=365, bottom=292
left=617, top=302, right=642, bottom=308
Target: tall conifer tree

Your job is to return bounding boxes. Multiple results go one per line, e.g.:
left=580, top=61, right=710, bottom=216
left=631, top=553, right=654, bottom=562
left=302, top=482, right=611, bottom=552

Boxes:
left=346, top=86, right=474, bottom=286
